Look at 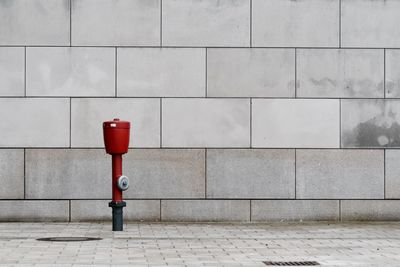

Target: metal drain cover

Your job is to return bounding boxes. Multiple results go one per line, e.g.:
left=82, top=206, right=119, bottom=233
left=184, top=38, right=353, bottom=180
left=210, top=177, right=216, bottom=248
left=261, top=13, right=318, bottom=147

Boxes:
left=36, top=237, right=102, bottom=242
left=263, top=261, right=320, bottom=266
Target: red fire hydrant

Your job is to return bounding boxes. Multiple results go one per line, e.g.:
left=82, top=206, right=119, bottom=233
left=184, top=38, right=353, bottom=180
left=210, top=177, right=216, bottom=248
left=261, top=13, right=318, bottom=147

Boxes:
left=103, top=118, right=130, bottom=231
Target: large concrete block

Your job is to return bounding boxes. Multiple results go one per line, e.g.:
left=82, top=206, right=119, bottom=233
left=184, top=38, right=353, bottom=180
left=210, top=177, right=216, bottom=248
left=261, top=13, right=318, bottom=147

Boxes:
left=341, top=100, right=400, bottom=147
left=162, top=99, right=250, bottom=147
left=386, top=50, right=400, bottom=98
left=117, top=48, right=205, bottom=97
left=161, top=200, right=250, bottom=222
left=71, top=98, right=160, bottom=148
left=0, top=0, right=69, bottom=45
left=251, top=200, right=339, bottom=222
left=252, top=0, right=339, bottom=47
left=26, top=47, right=115, bottom=97
left=342, top=0, right=400, bottom=47
left=0, top=201, right=69, bottom=222
left=0, top=150, right=24, bottom=199
left=0, top=98, right=69, bottom=147
left=71, top=200, right=160, bottom=221
left=207, top=48, right=295, bottom=97
left=206, top=149, right=295, bottom=198
left=341, top=200, right=400, bottom=221
left=384, top=150, right=400, bottom=198
left=71, top=0, right=160, bottom=46
left=0, top=47, right=24, bottom=96
left=252, top=99, right=340, bottom=148
left=25, top=149, right=110, bottom=199
left=296, top=150, right=384, bottom=199
left=162, top=0, right=250, bottom=46
left=297, top=49, right=384, bottom=98
left=124, top=149, right=205, bottom=198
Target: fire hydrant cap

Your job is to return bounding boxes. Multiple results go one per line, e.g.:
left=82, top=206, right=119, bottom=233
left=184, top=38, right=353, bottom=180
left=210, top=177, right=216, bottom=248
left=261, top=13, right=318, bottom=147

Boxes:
left=103, top=118, right=130, bottom=129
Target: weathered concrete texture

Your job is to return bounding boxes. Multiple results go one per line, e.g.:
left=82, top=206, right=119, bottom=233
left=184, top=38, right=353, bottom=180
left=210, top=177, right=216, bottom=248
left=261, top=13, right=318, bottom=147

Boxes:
left=71, top=98, right=160, bottom=148
left=0, top=150, right=24, bottom=199
left=386, top=50, right=400, bottom=98
left=206, top=149, right=295, bottom=198
left=296, top=150, right=384, bottom=199
left=117, top=48, right=205, bottom=97
left=162, top=99, right=250, bottom=147
left=161, top=200, right=250, bottom=222
left=25, top=149, right=110, bottom=199
left=252, top=0, right=339, bottom=47
left=251, top=200, right=339, bottom=222
left=71, top=0, right=160, bottom=46
left=341, top=200, right=400, bottom=221
left=341, top=99, right=400, bottom=148
left=297, top=49, right=384, bottom=98
left=26, top=47, right=115, bottom=97
left=252, top=99, right=340, bottom=148
left=0, top=47, right=24, bottom=96
left=71, top=200, right=160, bottom=221
left=384, top=150, right=400, bottom=199
left=0, top=201, right=69, bottom=222
left=0, top=98, right=69, bottom=147
left=162, top=0, right=250, bottom=47
left=342, top=0, right=400, bottom=47
left=207, top=48, right=295, bottom=97
left=124, top=149, right=205, bottom=198
left=0, top=0, right=69, bottom=45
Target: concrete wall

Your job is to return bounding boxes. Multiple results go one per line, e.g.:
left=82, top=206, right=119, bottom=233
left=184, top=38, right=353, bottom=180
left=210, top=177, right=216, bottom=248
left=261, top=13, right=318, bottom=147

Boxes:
left=0, top=0, right=400, bottom=222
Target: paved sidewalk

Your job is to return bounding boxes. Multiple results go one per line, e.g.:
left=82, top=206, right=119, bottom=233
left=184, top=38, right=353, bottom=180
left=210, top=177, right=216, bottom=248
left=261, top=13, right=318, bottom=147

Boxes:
left=0, top=222, right=399, bottom=266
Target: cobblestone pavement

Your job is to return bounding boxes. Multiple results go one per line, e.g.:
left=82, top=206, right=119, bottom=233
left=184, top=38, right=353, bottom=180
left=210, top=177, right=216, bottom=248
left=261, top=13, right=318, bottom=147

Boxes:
left=0, top=222, right=399, bottom=266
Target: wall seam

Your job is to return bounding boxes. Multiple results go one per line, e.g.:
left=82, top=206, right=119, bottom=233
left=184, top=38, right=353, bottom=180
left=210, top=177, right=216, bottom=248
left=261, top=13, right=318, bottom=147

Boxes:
left=69, top=200, right=71, bottom=222
left=115, top=48, right=117, bottom=97
left=249, top=0, right=252, bottom=47
left=384, top=49, right=386, bottom=98
left=160, top=0, right=163, bottom=46
left=294, top=48, right=297, bottom=98
left=339, top=99, right=342, bottom=148
left=24, top=46, right=26, bottom=97
left=69, top=0, right=72, bottom=46
left=69, top=98, right=72, bottom=148
left=384, top=149, right=386, bottom=199
left=205, top=48, right=208, bottom=97
left=339, top=0, right=341, bottom=48
left=23, top=149, right=26, bottom=199
left=160, top=98, right=163, bottom=147
left=205, top=149, right=207, bottom=198
left=339, top=200, right=342, bottom=221
left=250, top=98, right=252, bottom=147
left=294, top=149, right=297, bottom=199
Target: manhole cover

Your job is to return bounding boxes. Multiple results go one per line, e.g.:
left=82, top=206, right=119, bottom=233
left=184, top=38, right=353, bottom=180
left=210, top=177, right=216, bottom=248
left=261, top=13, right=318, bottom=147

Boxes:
left=36, top=237, right=102, bottom=242
left=263, top=261, right=320, bottom=266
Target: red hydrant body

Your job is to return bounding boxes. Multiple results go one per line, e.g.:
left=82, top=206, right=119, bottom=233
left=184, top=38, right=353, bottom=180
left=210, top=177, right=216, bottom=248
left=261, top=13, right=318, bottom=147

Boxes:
left=103, top=118, right=130, bottom=231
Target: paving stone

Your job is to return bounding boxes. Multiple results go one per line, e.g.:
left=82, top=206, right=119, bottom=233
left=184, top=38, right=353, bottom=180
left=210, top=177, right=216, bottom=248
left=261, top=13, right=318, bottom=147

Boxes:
left=0, top=47, right=24, bottom=96
left=206, top=149, right=295, bottom=198
left=0, top=150, right=24, bottom=199
left=296, top=149, right=384, bottom=199
left=341, top=200, right=400, bottom=220
left=162, top=0, right=250, bottom=46
left=0, top=201, right=68, bottom=221
left=207, top=48, right=295, bottom=97
left=71, top=0, right=160, bottom=46
left=251, top=200, right=339, bottom=221
left=26, top=47, right=115, bottom=97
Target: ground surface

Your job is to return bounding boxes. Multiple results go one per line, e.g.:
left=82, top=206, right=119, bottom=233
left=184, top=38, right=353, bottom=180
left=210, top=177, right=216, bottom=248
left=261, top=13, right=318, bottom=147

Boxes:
left=0, top=222, right=399, bottom=266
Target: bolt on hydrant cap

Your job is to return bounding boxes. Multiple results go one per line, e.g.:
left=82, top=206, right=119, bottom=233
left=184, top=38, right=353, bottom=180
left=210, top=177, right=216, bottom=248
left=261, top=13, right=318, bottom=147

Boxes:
left=103, top=118, right=130, bottom=129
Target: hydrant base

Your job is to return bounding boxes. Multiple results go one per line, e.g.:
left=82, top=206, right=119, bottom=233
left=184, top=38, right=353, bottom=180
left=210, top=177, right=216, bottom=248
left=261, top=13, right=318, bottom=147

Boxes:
left=109, top=201, right=126, bottom=231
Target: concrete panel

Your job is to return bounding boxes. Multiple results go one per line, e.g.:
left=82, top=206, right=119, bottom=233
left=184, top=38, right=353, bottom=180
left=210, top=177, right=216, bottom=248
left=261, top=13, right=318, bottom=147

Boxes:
left=124, top=149, right=205, bottom=198
left=252, top=99, right=340, bottom=148
left=0, top=201, right=69, bottom=222
left=71, top=0, right=160, bottom=46
left=25, top=149, right=110, bottom=199
left=342, top=0, right=400, bottom=47
left=162, top=99, right=250, bottom=147
left=251, top=200, right=339, bottom=222
left=0, top=150, right=24, bottom=199
left=0, top=47, right=24, bottom=96
left=162, top=0, right=250, bottom=46
left=341, top=99, right=400, bottom=147
left=252, top=0, right=339, bottom=47
left=206, top=149, right=295, bottom=198
left=296, top=150, right=384, bottom=199
left=0, top=98, right=69, bottom=147
left=0, top=0, right=70, bottom=45
left=71, top=98, right=160, bottom=148
left=297, top=49, right=384, bottom=98
left=386, top=50, right=400, bottom=98
left=384, top=150, right=400, bottom=199
left=341, top=200, right=400, bottom=221
left=161, top=200, right=250, bottom=222
left=71, top=200, right=160, bottom=221
left=207, top=48, right=295, bottom=97
left=26, top=47, right=115, bottom=97
left=118, top=48, right=205, bottom=97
